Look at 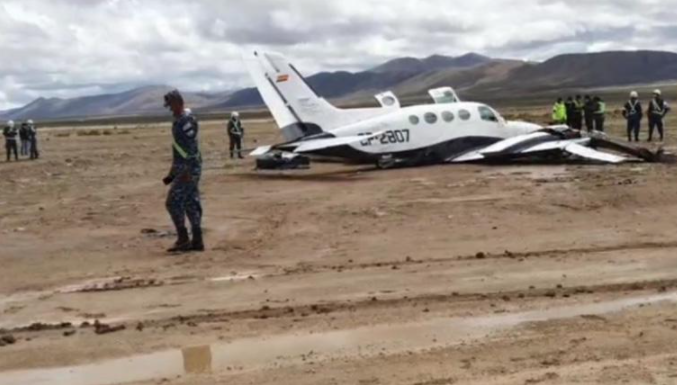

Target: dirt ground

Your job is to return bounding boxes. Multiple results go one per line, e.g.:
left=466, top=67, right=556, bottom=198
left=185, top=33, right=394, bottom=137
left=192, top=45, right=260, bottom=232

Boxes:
left=2, top=110, right=677, bottom=385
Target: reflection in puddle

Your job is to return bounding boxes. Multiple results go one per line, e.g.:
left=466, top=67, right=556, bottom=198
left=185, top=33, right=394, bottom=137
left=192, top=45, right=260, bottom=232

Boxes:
left=182, top=346, right=212, bottom=374
left=209, top=272, right=261, bottom=283
left=2, top=292, right=676, bottom=385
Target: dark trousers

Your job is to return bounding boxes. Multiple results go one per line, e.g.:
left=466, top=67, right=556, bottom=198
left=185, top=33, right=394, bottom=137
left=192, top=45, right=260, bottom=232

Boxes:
left=594, top=116, right=605, bottom=132
left=648, top=118, right=664, bottom=141
left=627, top=119, right=641, bottom=142
left=20, top=140, right=29, bottom=156
left=571, top=114, right=583, bottom=130
left=585, top=116, right=594, bottom=132
left=30, top=138, right=39, bottom=159
left=166, top=177, right=202, bottom=233
left=5, top=140, right=18, bottom=161
left=229, top=134, right=243, bottom=158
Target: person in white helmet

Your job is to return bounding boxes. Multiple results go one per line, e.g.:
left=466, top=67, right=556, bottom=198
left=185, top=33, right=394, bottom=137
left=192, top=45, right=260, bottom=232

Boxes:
left=27, top=119, right=39, bottom=160
left=3, top=120, right=19, bottom=162
left=623, top=91, right=643, bottom=142
left=227, top=111, right=244, bottom=159
left=647, top=89, right=670, bottom=142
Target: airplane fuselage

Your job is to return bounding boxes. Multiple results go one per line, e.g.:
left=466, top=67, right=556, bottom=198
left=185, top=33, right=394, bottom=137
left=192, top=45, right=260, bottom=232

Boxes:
left=318, top=102, right=542, bottom=163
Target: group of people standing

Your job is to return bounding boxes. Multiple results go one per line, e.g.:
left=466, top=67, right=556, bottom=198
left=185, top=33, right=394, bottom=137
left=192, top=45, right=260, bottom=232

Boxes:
left=3, top=119, right=39, bottom=162
left=552, top=90, right=671, bottom=142
left=622, top=90, right=671, bottom=142
left=552, top=95, right=607, bottom=132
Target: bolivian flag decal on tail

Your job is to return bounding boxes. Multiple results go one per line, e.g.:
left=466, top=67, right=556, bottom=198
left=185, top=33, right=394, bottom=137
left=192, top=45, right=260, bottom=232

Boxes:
left=276, top=74, right=290, bottom=83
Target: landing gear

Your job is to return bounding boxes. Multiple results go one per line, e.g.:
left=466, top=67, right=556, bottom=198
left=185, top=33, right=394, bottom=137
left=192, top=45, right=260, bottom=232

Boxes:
left=256, top=151, right=311, bottom=170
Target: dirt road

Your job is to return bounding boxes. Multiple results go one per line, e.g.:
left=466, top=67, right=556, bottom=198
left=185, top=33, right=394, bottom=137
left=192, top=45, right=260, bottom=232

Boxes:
left=1, top=114, right=677, bottom=385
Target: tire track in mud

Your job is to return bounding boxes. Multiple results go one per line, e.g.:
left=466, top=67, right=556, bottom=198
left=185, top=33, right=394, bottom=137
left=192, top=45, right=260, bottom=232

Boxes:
left=280, top=241, right=677, bottom=275
left=38, top=278, right=673, bottom=334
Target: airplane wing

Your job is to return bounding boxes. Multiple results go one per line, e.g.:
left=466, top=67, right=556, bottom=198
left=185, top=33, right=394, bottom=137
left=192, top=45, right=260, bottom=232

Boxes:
left=450, top=132, right=629, bottom=164
left=294, top=132, right=383, bottom=154
left=249, top=132, right=383, bottom=157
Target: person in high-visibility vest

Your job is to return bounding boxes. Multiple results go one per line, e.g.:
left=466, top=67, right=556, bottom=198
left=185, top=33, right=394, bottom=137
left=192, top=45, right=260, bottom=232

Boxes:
left=647, top=89, right=671, bottom=142
left=227, top=112, right=245, bottom=159
left=623, top=91, right=643, bottom=142
left=551, top=98, right=567, bottom=124
left=593, top=96, right=606, bottom=132
left=162, top=90, right=204, bottom=253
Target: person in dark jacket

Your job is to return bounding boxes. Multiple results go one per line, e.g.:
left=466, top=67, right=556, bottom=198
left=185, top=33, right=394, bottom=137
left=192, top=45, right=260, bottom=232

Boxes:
left=623, top=91, right=643, bottom=142
left=583, top=95, right=595, bottom=132
left=647, top=89, right=670, bottom=142
left=571, top=95, right=584, bottom=130
left=593, top=96, right=606, bottom=132
left=564, top=97, right=574, bottom=127
left=227, top=111, right=244, bottom=159
left=19, top=122, right=30, bottom=156
left=3, top=120, right=19, bottom=162
left=162, top=90, right=204, bottom=253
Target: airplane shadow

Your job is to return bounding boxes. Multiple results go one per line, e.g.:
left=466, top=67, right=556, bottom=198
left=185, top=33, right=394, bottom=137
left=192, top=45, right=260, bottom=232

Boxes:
left=231, top=166, right=380, bottom=183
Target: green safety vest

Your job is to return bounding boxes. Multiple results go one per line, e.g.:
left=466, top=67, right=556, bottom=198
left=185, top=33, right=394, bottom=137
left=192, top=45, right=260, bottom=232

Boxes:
left=552, top=102, right=567, bottom=122
left=595, top=102, right=606, bottom=115
left=173, top=141, right=200, bottom=160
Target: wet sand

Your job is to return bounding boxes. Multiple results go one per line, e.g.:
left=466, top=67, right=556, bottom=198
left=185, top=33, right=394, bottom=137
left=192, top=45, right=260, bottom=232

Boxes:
left=2, top=114, right=677, bottom=384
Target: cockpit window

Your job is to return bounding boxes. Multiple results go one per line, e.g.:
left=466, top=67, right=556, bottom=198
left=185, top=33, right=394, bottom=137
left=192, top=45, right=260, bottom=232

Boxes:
left=459, top=109, right=471, bottom=120
left=478, top=106, right=499, bottom=122
left=409, top=115, right=420, bottom=125
left=442, top=111, right=455, bottom=122
left=424, top=112, right=438, bottom=124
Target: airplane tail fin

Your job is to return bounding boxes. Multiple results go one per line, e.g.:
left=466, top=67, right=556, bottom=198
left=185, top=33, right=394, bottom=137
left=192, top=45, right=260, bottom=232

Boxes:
left=243, top=51, right=378, bottom=142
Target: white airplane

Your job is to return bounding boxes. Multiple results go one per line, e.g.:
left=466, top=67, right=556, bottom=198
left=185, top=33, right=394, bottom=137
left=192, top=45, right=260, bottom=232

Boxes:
left=244, top=51, right=660, bottom=170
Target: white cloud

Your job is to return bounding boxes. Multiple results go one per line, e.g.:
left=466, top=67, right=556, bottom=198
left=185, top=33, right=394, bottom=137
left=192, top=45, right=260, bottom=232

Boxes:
left=1, top=0, right=677, bottom=110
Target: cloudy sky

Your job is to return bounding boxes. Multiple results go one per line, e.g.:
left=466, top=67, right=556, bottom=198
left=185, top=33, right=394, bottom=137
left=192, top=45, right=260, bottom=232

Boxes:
left=2, top=0, right=677, bottom=110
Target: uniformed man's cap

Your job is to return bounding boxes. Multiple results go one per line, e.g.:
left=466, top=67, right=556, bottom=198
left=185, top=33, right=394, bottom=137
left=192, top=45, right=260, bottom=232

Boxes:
left=164, top=89, right=184, bottom=107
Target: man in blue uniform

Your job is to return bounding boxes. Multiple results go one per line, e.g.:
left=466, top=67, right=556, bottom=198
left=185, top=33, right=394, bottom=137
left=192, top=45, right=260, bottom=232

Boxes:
left=162, top=90, right=204, bottom=253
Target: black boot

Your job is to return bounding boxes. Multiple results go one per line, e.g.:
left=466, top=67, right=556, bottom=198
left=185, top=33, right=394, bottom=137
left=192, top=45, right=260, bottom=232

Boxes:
left=167, top=227, right=191, bottom=253
left=190, top=227, right=205, bottom=252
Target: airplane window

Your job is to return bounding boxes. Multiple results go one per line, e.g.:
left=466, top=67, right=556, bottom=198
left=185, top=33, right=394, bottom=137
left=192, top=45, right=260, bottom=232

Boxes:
left=383, top=96, right=396, bottom=106
left=424, top=112, right=438, bottom=124
left=478, top=106, right=499, bottom=122
left=459, top=109, right=471, bottom=120
left=442, top=111, right=454, bottom=122
left=409, top=115, right=420, bottom=125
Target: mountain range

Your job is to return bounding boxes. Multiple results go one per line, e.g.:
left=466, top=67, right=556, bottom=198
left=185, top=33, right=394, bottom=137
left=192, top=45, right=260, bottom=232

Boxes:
left=3, top=50, right=677, bottom=121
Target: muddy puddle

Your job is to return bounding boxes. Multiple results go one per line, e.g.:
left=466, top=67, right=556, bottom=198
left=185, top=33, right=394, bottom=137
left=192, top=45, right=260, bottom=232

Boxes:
left=2, top=292, right=676, bottom=385
left=0, top=272, right=265, bottom=329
